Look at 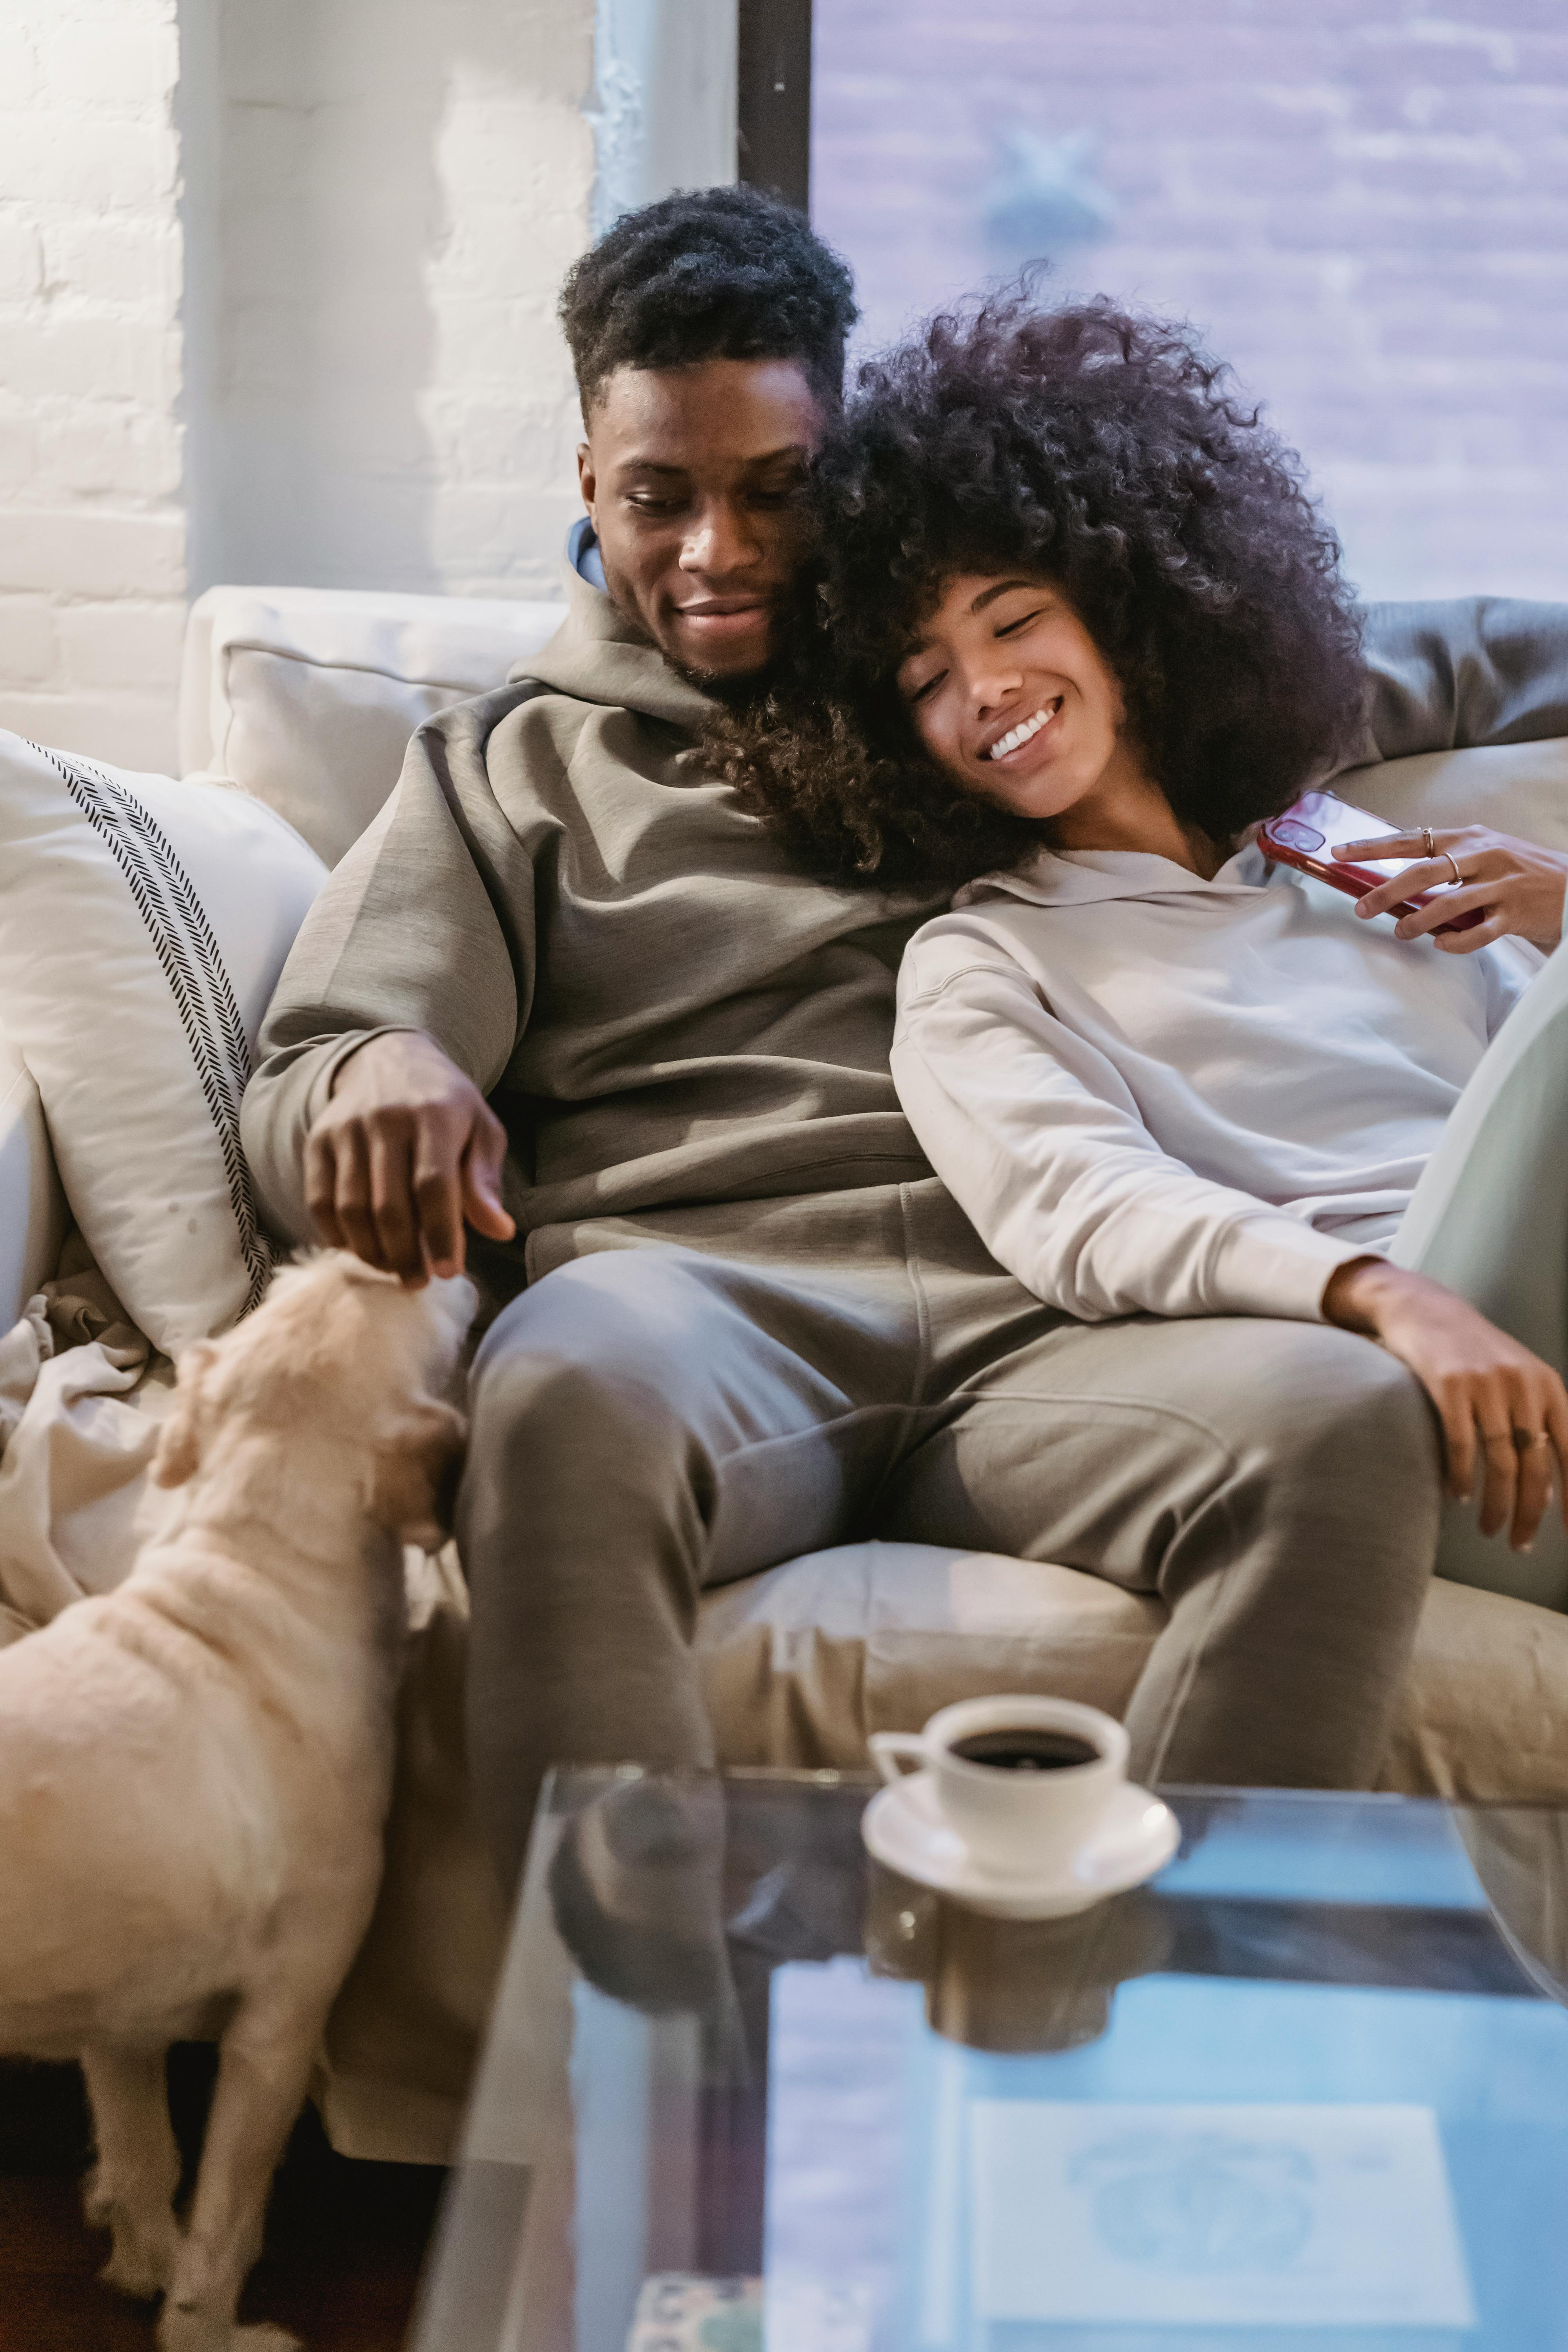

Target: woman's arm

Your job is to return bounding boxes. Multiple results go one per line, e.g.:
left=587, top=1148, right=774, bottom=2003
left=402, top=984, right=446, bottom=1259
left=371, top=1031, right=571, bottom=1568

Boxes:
left=1330, top=823, right=1567, bottom=955
left=1324, top=1257, right=1568, bottom=1554
left=893, top=941, right=1367, bottom=1325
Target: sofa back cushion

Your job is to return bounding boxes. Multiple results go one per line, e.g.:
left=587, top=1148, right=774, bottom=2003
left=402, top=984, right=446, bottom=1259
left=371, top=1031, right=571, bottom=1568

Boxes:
left=1337, top=738, right=1568, bottom=853
left=179, top=587, right=568, bottom=866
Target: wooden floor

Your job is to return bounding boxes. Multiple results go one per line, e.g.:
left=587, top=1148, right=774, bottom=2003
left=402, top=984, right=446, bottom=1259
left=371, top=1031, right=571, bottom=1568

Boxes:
left=0, top=2053, right=445, bottom=2351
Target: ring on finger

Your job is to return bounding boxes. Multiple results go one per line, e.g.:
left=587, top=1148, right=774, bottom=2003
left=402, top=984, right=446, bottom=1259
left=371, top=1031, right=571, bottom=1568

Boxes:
left=1421, top=827, right=1434, bottom=857
left=1513, top=1426, right=1552, bottom=1452
left=1442, top=851, right=1462, bottom=886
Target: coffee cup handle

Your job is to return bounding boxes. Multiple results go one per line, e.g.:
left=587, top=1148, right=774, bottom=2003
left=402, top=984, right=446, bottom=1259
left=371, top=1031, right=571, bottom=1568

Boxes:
left=869, top=1731, right=929, bottom=1786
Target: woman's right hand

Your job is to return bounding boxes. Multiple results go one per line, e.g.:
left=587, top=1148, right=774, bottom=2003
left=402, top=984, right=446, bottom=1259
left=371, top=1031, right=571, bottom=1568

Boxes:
left=1323, top=1257, right=1568, bottom=1553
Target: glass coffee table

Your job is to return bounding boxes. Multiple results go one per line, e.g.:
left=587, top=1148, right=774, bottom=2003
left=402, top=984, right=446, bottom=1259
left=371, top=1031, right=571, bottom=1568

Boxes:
left=411, top=1769, right=1568, bottom=2351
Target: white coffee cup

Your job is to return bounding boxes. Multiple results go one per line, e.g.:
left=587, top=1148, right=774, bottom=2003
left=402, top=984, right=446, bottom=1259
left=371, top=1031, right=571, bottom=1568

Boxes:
left=869, top=1695, right=1128, bottom=1879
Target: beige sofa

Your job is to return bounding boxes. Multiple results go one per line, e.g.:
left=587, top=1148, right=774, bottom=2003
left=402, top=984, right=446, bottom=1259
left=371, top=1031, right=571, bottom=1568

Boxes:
left=9, top=583, right=1568, bottom=2163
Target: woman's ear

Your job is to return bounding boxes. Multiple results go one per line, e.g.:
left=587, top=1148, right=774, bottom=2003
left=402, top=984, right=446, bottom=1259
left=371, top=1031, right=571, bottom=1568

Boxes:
left=151, top=1339, right=220, bottom=1488
left=371, top=1400, right=468, bottom=1551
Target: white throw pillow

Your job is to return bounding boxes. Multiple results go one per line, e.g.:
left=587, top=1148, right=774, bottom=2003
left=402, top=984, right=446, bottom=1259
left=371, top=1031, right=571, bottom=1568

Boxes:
left=179, top=586, right=568, bottom=866
left=0, top=731, right=325, bottom=1353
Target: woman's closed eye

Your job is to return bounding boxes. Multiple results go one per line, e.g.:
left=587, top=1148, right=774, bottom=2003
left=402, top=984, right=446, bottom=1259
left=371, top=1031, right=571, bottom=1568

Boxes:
left=905, top=666, right=948, bottom=704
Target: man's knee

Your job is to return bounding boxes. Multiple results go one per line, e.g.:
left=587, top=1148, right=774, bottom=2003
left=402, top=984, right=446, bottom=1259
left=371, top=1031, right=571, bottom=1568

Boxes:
left=468, top=1252, right=717, bottom=1458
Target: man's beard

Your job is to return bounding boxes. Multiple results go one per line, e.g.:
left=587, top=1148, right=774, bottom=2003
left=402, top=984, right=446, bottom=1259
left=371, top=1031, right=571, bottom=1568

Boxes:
left=668, top=656, right=777, bottom=713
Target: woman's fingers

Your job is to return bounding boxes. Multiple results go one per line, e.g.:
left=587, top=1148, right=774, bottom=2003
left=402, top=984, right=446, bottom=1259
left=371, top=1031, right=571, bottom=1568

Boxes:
left=1476, top=1421, right=1519, bottom=1542
left=1433, top=911, right=1511, bottom=955
left=1552, top=1388, right=1568, bottom=1534
left=1435, top=1377, right=1477, bottom=1505
left=1389, top=879, right=1497, bottom=939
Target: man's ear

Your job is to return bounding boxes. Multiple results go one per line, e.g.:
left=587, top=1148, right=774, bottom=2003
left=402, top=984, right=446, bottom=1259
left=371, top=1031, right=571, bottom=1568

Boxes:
left=371, top=1400, right=468, bottom=1551
left=151, top=1339, right=221, bottom=1488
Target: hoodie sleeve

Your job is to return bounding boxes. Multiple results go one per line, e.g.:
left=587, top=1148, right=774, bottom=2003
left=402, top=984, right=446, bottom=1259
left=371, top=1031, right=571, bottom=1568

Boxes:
left=1356, top=597, right=1568, bottom=764
left=892, top=936, right=1371, bottom=1325
left=239, top=684, right=543, bottom=1245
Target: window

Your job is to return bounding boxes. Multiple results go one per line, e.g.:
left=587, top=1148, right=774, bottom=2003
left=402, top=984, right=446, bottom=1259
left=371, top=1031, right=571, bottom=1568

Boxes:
left=769, top=0, right=1568, bottom=603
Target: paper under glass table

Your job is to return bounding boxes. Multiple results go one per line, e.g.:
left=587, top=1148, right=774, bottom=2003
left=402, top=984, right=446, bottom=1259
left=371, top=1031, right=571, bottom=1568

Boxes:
left=410, top=1769, right=1568, bottom=2352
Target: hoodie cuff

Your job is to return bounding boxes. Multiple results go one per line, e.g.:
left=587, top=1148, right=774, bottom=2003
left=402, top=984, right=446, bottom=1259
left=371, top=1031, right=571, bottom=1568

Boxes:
left=1208, top=1215, right=1385, bottom=1323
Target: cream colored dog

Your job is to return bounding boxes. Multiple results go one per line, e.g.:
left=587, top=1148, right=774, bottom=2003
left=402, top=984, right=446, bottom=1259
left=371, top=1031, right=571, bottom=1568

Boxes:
left=0, top=1250, right=475, bottom=2350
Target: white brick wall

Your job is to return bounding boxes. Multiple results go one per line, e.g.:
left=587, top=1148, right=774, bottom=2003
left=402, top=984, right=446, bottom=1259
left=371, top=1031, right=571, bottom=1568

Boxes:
left=202, top=0, right=599, bottom=603
left=0, top=0, right=735, bottom=770
left=0, top=0, right=188, bottom=769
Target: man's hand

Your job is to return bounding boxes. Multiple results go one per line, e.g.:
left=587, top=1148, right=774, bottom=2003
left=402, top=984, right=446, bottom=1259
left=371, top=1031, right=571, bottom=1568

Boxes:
left=1323, top=1256, right=1568, bottom=1552
left=1333, top=824, right=1568, bottom=953
left=304, top=1032, right=516, bottom=1285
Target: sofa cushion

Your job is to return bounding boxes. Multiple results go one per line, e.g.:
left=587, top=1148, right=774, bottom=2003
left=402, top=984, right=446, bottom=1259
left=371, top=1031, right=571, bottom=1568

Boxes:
left=694, top=1542, right=1568, bottom=1804
left=0, top=733, right=324, bottom=1351
left=180, top=587, right=568, bottom=866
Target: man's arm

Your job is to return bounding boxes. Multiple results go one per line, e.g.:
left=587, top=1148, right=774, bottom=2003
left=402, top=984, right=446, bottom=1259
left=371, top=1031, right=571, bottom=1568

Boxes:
left=240, top=684, right=542, bottom=1279
left=1354, top=596, right=1568, bottom=765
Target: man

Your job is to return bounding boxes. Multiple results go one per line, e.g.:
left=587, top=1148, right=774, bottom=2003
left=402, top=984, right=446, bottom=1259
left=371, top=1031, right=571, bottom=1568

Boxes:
left=241, top=186, right=1568, bottom=1892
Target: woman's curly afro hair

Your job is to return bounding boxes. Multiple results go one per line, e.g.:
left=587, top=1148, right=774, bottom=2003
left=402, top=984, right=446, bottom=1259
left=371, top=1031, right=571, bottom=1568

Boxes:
left=713, top=291, right=1368, bottom=892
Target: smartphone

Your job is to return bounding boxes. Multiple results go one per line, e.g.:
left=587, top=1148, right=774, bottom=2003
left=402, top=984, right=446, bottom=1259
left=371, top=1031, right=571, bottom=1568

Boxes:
left=1258, top=791, right=1483, bottom=935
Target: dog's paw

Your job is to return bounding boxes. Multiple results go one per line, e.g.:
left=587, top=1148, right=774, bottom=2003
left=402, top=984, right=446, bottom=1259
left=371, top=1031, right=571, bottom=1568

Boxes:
left=88, top=2189, right=177, bottom=2301
left=157, top=2311, right=301, bottom=2352
left=101, top=2234, right=174, bottom=2302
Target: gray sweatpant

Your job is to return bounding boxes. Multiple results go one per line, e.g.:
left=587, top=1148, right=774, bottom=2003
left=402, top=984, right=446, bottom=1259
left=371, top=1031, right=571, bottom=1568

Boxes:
left=458, top=1180, right=1440, bottom=1888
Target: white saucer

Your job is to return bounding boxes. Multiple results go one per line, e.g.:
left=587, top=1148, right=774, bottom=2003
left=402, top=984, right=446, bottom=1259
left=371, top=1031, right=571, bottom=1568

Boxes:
left=862, top=1771, right=1180, bottom=1918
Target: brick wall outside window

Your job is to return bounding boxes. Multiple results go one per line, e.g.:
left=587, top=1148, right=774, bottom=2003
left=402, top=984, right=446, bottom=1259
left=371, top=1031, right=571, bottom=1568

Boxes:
left=813, top=0, right=1568, bottom=602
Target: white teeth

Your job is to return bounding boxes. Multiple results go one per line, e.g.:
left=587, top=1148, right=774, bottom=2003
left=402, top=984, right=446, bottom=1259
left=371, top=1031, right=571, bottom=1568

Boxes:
left=988, top=701, right=1058, bottom=760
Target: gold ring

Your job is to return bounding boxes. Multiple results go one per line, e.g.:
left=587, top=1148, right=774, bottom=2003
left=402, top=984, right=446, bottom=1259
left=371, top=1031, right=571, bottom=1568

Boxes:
left=1443, top=851, right=1462, bottom=886
left=1422, top=827, right=1435, bottom=857
left=1514, top=1427, right=1552, bottom=1452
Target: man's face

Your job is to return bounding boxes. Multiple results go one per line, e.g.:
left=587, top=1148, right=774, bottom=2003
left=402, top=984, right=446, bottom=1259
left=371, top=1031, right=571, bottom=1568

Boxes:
left=577, top=356, right=828, bottom=681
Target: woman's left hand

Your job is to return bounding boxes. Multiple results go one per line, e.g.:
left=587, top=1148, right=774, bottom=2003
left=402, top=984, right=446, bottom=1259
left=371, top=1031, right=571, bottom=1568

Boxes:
left=1332, top=824, right=1568, bottom=953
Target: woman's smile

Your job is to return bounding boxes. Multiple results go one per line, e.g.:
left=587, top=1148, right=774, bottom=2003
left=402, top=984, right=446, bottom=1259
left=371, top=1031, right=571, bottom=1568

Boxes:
left=982, top=695, right=1063, bottom=767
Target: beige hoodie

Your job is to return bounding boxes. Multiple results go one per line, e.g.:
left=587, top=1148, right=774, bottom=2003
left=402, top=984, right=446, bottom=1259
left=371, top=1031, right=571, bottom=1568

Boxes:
left=240, top=571, right=941, bottom=1262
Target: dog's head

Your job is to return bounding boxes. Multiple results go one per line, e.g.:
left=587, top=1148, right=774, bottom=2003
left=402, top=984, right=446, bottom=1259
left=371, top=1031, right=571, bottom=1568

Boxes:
left=152, top=1252, right=478, bottom=1551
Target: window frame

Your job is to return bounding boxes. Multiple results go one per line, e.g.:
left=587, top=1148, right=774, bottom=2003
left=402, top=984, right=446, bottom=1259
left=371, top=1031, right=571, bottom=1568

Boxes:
left=737, top=0, right=812, bottom=211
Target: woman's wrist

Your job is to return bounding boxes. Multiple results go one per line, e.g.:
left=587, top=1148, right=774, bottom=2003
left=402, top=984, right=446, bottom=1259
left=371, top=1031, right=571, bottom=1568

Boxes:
left=1321, top=1255, right=1419, bottom=1336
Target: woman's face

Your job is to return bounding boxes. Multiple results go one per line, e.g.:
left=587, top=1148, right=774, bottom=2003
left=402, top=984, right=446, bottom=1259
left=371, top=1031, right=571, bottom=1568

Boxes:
left=895, top=571, right=1128, bottom=821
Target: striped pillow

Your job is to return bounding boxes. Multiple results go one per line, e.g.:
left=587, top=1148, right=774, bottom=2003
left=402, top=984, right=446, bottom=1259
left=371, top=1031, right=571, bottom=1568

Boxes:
left=0, top=731, right=325, bottom=1354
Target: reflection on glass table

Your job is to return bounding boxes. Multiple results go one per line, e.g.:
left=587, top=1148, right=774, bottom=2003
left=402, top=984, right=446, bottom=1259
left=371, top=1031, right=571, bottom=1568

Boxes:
left=410, top=1771, right=1568, bottom=2352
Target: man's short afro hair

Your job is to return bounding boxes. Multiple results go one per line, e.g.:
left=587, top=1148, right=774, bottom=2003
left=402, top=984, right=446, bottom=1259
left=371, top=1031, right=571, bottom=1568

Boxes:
left=559, top=184, right=858, bottom=416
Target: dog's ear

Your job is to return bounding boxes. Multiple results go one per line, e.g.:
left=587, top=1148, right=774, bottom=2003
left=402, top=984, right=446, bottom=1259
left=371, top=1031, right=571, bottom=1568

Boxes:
left=371, top=1400, right=468, bottom=1551
left=151, top=1339, right=220, bottom=1488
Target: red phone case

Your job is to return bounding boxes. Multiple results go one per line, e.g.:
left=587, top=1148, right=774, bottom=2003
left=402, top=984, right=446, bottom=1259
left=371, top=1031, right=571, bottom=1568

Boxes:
left=1258, top=803, right=1483, bottom=935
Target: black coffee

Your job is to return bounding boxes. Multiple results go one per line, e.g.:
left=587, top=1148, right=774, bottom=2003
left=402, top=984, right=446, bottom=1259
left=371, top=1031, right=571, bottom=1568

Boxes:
left=951, top=1729, right=1100, bottom=1773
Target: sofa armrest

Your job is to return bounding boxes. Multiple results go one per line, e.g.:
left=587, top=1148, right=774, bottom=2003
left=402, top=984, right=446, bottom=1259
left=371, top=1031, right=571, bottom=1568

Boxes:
left=0, top=1031, right=66, bottom=1330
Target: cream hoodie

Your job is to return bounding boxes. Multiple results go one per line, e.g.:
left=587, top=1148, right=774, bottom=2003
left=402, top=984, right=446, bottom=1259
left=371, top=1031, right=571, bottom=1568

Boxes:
left=891, top=841, right=1543, bottom=1324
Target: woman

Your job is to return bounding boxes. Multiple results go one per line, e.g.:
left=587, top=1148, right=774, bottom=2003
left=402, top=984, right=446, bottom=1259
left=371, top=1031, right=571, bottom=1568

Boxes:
left=719, top=296, right=1568, bottom=1604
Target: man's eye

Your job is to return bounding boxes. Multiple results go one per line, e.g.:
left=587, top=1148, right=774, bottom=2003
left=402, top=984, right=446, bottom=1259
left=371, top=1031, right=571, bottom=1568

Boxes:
left=627, top=494, right=685, bottom=516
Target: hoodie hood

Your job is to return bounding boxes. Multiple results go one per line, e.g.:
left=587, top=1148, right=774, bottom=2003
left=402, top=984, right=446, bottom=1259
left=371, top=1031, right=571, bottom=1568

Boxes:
left=954, top=837, right=1278, bottom=913
left=506, top=563, right=717, bottom=736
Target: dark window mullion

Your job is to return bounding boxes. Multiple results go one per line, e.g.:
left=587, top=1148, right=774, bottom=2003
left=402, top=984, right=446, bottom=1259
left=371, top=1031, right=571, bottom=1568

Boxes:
left=737, top=0, right=812, bottom=212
